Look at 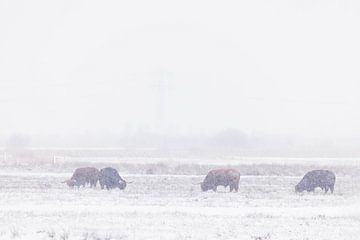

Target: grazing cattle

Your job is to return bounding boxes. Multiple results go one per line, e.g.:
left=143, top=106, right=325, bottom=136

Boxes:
left=99, top=167, right=127, bottom=190
left=63, top=167, right=99, bottom=188
left=295, top=170, right=336, bottom=193
left=201, top=169, right=240, bottom=192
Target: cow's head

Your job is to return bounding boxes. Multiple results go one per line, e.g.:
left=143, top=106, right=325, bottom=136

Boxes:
left=295, top=178, right=308, bottom=192
left=200, top=181, right=211, bottom=192
left=63, top=179, right=76, bottom=188
left=118, top=180, right=126, bottom=190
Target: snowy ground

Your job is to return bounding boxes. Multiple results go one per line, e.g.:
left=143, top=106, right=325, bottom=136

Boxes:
left=0, top=171, right=359, bottom=240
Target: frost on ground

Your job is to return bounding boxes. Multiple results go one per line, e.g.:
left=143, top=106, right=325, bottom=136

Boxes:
left=0, top=171, right=359, bottom=240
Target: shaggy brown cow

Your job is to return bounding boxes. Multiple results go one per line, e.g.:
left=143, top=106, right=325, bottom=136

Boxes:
left=63, top=167, right=99, bottom=188
left=201, top=169, right=240, bottom=192
left=98, top=167, right=127, bottom=190
left=295, top=170, right=336, bottom=193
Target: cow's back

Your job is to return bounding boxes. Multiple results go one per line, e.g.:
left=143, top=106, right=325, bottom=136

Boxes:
left=72, top=167, right=98, bottom=179
left=305, top=170, right=335, bottom=185
left=209, top=169, right=240, bottom=185
left=100, top=168, right=120, bottom=179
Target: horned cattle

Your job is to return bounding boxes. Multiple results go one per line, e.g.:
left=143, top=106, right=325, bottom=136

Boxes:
left=200, top=169, right=240, bottom=192
left=99, top=167, right=127, bottom=190
left=63, top=167, right=99, bottom=188
left=295, top=170, right=336, bottom=193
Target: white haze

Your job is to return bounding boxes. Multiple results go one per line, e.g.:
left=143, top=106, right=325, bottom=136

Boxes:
left=1, top=0, right=360, bottom=141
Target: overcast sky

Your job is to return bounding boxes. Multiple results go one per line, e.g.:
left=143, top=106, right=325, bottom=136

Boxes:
left=1, top=0, right=360, bottom=137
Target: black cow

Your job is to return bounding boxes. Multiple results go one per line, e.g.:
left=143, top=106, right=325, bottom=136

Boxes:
left=63, top=167, right=99, bottom=188
left=295, top=170, right=336, bottom=193
left=201, top=168, right=240, bottom=192
left=99, top=167, right=127, bottom=190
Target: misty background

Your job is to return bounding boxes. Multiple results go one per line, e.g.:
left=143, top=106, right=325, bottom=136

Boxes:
left=1, top=0, right=360, bottom=157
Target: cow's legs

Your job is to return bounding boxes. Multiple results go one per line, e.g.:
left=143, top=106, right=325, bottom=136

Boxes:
left=234, top=183, right=239, bottom=192
left=330, top=184, right=334, bottom=193
left=324, top=186, right=329, bottom=193
left=212, top=186, right=217, bottom=192
left=229, top=186, right=234, bottom=192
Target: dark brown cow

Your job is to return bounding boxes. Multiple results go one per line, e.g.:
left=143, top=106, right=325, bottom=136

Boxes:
left=63, top=167, right=99, bottom=188
left=98, top=167, right=127, bottom=190
left=201, top=169, right=240, bottom=192
left=295, top=170, right=336, bottom=193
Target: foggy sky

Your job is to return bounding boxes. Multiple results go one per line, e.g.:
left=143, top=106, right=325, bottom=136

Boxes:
left=1, top=0, right=360, bottom=137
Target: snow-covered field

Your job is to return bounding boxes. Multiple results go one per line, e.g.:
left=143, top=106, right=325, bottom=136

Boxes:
left=0, top=170, right=359, bottom=240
